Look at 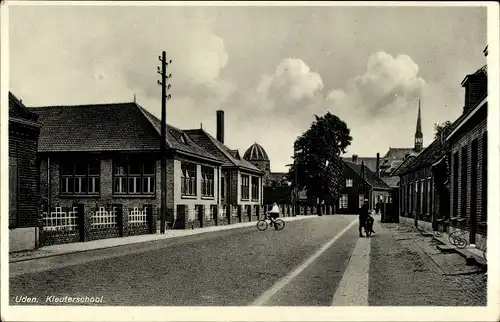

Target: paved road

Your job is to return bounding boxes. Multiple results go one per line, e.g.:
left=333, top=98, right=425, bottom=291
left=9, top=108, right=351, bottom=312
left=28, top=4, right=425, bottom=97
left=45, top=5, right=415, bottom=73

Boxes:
left=10, top=215, right=360, bottom=306
left=9, top=215, right=487, bottom=307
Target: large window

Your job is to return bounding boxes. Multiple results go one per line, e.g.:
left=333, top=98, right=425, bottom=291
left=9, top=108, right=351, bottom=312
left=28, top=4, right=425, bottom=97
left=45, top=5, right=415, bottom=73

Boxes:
left=61, top=157, right=100, bottom=195
left=339, top=194, right=348, bottom=209
left=201, top=166, right=214, bottom=198
left=221, top=177, right=226, bottom=200
left=181, top=162, right=197, bottom=196
left=460, top=146, right=468, bottom=218
left=113, top=157, right=155, bottom=195
left=241, top=174, right=250, bottom=200
left=251, top=176, right=259, bottom=201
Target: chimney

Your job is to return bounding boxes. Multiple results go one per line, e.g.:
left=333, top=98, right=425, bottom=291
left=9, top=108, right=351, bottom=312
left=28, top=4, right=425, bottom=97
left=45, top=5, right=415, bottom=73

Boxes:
left=216, top=110, right=224, bottom=143
left=376, top=153, right=380, bottom=178
left=352, top=154, right=358, bottom=164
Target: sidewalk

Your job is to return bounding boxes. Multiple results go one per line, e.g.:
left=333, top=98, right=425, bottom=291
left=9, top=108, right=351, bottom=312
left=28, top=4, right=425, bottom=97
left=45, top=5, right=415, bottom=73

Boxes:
left=397, top=220, right=487, bottom=271
left=369, top=220, right=487, bottom=306
left=9, top=215, right=317, bottom=263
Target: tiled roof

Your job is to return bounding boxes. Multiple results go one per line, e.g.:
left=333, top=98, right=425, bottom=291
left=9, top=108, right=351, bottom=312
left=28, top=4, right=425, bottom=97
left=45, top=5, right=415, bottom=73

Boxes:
left=137, top=105, right=221, bottom=162
left=30, top=102, right=221, bottom=163
left=390, top=154, right=418, bottom=176
left=382, top=176, right=400, bottom=188
left=342, top=157, right=378, bottom=173
left=383, top=147, right=415, bottom=160
left=9, top=92, right=39, bottom=122
left=344, top=160, right=390, bottom=190
left=268, top=172, right=288, bottom=182
left=394, top=138, right=444, bottom=175
left=184, top=129, right=264, bottom=174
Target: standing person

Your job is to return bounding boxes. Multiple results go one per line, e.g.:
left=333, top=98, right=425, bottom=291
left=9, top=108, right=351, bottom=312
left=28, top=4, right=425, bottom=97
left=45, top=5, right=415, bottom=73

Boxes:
left=375, top=199, right=381, bottom=215
left=359, top=199, right=369, bottom=237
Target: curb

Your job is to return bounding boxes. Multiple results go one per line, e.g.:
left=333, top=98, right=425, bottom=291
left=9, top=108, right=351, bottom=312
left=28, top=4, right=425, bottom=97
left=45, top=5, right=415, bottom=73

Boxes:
left=10, top=215, right=321, bottom=263
left=431, top=236, right=487, bottom=272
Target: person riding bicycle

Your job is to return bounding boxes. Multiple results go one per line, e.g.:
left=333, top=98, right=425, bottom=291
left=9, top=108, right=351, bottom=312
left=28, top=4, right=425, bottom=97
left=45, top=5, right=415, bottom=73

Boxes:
left=268, top=202, right=280, bottom=229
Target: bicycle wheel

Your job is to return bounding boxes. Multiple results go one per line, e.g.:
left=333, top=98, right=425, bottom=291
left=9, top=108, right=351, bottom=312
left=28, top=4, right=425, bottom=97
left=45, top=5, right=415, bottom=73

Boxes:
left=256, top=220, right=268, bottom=231
left=449, top=232, right=458, bottom=245
left=274, top=219, right=285, bottom=231
left=433, top=230, right=443, bottom=237
left=456, top=238, right=467, bottom=249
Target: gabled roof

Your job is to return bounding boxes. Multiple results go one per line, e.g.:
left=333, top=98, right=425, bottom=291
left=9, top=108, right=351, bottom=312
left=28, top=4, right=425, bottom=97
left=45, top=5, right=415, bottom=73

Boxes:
left=390, top=154, right=418, bottom=176
left=30, top=102, right=221, bottom=163
left=383, top=147, right=415, bottom=160
left=344, top=160, right=390, bottom=190
left=342, top=157, right=378, bottom=173
left=184, top=128, right=264, bottom=174
left=9, top=92, right=39, bottom=124
left=394, top=138, right=445, bottom=176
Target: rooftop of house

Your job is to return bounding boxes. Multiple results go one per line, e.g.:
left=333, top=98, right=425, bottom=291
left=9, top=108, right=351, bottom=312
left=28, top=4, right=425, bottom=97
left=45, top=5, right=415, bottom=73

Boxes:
left=381, top=176, right=400, bottom=188
left=267, top=172, right=288, bottom=182
left=9, top=92, right=39, bottom=123
left=30, top=102, right=221, bottom=163
left=342, top=156, right=378, bottom=173
left=344, top=160, right=390, bottom=190
left=382, top=147, right=416, bottom=161
left=184, top=128, right=264, bottom=174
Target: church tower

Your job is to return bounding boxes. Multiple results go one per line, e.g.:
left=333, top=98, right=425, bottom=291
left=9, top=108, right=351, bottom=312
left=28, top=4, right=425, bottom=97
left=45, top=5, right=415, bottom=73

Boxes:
left=414, top=99, right=423, bottom=152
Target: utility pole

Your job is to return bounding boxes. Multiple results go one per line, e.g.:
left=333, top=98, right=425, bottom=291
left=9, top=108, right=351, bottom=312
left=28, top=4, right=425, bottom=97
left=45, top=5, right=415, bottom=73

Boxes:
left=157, top=51, right=172, bottom=234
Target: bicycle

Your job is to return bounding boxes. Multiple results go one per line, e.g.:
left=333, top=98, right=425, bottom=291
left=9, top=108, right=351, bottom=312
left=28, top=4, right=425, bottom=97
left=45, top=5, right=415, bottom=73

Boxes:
left=257, top=213, right=285, bottom=231
left=448, top=223, right=468, bottom=249
left=433, top=218, right=449, bottom=237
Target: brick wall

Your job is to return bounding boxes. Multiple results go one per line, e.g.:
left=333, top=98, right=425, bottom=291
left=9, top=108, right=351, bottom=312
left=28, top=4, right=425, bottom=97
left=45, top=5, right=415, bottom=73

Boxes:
left=449, top=116, right=487, bottom=236
left=9, top=122, right=40, bottom=228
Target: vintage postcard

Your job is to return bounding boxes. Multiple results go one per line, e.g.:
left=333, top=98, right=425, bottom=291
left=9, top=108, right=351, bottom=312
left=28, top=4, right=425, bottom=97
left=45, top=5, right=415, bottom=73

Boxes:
left=1, top=1, right=499, bottom=321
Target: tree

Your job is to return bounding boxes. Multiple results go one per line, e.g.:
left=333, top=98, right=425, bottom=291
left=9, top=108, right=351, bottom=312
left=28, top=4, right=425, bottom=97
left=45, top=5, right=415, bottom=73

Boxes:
left=434, top=121, right=452, bottom=140
left=287, top=112, right=352, bottom=205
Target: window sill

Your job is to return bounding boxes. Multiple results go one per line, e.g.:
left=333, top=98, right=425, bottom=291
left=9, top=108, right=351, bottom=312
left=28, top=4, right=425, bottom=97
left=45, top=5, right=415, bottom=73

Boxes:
left=181, top=195, right=198, bottom=200
left=112, top=194, right=156, bottom=199
left=241, top=199, right=250, bottom=201
left=251, top=199, right=259, bottom=202
left=59, top=194, right=101, bottom=199
left=201, top=196, right=215, bottom=200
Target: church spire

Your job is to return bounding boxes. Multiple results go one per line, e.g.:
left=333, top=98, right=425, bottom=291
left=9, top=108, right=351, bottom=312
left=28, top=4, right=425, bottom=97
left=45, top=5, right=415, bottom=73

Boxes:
left=414, top=99, right=423, bottom=152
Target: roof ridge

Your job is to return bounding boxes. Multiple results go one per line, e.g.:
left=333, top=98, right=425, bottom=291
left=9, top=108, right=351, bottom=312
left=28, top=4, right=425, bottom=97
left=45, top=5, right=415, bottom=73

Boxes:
left=29, top=102, right=135, bottom=109
left=135, top=103, right=174, bottom=149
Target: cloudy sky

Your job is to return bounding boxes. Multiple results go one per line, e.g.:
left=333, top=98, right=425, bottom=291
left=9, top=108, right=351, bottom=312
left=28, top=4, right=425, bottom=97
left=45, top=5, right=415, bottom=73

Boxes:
left=9, top=4, right=487, bottom=172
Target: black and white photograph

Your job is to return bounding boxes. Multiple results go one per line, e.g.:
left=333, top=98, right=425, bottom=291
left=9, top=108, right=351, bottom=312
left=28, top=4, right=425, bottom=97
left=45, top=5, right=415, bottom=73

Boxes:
left=1, top=1, right=499, bottom=321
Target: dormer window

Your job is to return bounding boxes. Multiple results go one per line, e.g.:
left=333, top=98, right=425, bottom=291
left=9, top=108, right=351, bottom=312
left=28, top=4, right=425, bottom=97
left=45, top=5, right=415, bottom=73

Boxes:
left=180, top=134, right=187, bottom=144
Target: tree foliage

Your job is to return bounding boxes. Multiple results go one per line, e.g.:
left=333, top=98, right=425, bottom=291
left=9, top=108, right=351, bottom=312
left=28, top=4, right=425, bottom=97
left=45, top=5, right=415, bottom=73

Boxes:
left=434, top=121, right=452, bottom=140
left=287, top=112, right=352, bottom=204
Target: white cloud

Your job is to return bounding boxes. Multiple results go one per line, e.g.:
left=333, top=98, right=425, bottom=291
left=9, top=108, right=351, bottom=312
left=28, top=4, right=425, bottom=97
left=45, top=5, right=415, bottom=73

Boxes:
left=327, top=51, right=426, bottom=118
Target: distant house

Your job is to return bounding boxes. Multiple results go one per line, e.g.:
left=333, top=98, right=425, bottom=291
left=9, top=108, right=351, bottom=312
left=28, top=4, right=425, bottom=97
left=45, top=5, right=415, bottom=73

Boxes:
left=393, top=138, right=446, bottom=230
left=31, top=102, right=224, bottom=246
left=336, top=160, right=392, bottom=214
left=9, top=92, right=41, bottom=252
left=184, top=110, right=265, bottom=213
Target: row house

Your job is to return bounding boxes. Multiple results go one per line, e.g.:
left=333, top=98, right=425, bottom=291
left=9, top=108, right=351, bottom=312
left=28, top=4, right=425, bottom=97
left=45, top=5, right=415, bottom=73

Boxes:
left=394, top=46, right=488, bottom=250
left=8, top=92, right=41, bottom=252
left=30, top=102, right=264, bottom=246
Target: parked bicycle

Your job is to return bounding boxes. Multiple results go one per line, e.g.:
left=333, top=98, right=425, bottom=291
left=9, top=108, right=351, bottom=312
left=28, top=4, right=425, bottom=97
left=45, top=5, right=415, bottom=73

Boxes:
left=448, top=226, right=468, bottom=249
left=433, top=217, right=449, bottom=237
left=257, top=213, right=285, bottom=231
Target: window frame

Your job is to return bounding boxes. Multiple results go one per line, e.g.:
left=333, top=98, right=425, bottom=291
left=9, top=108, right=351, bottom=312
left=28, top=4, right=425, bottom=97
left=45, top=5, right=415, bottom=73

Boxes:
left=241, top=174, right=250, bottom=200
left=60, top=157, right=101, bottom=196
left=251, top=176, right=260, bottom=201
left=201, top=166, right=214, bottom=198
left=339, top=194, right=348, bottom=209
left=181, top=162, right=197, bottom=197
left=346, top=179, right=353, bottom=187
left=112, top=156, right=156, bottom=196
